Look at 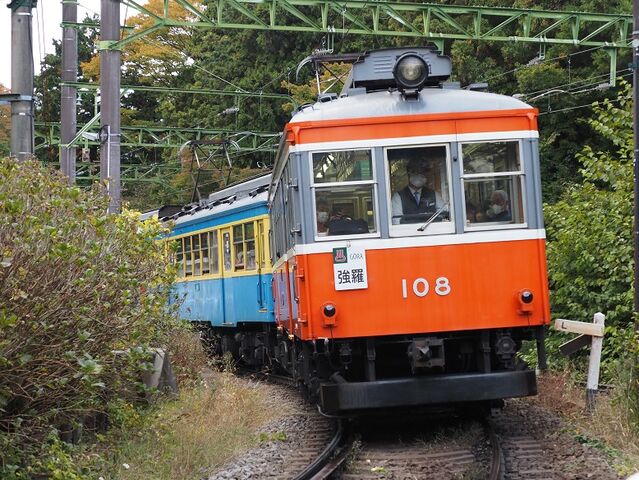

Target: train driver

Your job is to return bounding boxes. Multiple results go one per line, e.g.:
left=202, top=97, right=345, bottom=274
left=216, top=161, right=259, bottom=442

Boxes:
left=391, top=158, right=445, bottom=225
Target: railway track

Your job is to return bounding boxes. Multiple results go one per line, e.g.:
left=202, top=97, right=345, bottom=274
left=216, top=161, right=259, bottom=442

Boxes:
left=330, top=411, right=492, bottom=479
left=227, top=369, right=350, bottom=480
left=489, top=410, right=555, bottom=480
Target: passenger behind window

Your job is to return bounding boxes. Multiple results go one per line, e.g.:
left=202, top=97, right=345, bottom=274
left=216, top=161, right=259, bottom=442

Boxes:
left=246, top=249, right=256, bottom=269
left=327, top=207, right=368, bottom=236
left=316, top=198, right=330, bottom=234
left=466, top=201, right=479, bottom=224
left=391, top=158, right=446, bottom=224
left=235, top=250, right=244, bottom=269
left=484, top=190, right=511, bottom=222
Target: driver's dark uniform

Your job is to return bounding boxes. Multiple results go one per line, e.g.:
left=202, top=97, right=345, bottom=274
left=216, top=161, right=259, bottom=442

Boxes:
left=397, top=186, right=437, bottom=224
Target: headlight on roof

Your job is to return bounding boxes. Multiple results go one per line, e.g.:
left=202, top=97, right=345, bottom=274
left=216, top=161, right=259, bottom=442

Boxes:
left=393, top=53, right=429, bottom=91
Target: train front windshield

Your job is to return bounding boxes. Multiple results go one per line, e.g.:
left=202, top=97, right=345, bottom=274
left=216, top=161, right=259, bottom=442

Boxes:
left=387, top=145, right=451, bottom=228
left=310, top=140, right=527, bottom=239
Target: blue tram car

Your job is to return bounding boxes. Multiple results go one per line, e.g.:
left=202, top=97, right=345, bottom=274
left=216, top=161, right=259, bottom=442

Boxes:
left=161, top=174, right=275, bottom=365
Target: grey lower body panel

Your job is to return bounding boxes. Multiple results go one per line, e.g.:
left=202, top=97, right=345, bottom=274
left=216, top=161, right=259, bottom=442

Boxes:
left=320, top=370, right=537, bottom=412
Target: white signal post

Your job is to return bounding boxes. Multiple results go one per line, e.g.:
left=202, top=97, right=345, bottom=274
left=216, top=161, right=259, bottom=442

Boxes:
left=554, top=312, right=606, bottom=412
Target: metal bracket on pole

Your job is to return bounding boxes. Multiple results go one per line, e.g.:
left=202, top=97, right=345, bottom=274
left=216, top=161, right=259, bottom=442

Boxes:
left=7, top=0, right=37, bottom=11
left=0, top=94, right=33, bottom=104
left=605, top=47, right=618, bottom=86
left=98, top=40, right=123, bottom=51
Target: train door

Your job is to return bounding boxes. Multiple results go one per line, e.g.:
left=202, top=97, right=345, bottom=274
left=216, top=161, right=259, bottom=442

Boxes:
left=285, top=160, right=300, bottom=324
left=220, top=227, right=233, bottom=325
left=256, top=219, right=267, bottom=312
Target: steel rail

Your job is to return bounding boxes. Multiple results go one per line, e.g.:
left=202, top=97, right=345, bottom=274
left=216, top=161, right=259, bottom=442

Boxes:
left=293, top=420, right=347, bottom=480
left=486, top=419, right=505, bottom=480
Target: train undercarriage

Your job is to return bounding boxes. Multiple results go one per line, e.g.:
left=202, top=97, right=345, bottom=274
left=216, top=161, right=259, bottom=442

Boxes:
left=199, top=323, right=547, bottom=413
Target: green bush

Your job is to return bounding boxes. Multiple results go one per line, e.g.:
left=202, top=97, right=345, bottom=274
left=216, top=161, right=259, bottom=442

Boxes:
left=0, top=158, right=182, bottom=477
left=543, top=82, right=637, bottom=386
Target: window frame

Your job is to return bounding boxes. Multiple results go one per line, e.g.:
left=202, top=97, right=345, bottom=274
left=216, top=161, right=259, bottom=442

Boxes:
left=310, top=148, right=380, bottom=242
left=171, top=228, right=221, bottom=280
left=384, top=142, right=455, bottom=237
left=459, top=139, right=528, bottom=232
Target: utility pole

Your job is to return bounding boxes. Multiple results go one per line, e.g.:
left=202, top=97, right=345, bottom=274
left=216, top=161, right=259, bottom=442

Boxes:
left=9, top=0, right=36, bottom=161
left=100, top=0, right=121, bottom=214
left=60, top=0, right=78, bottom=184
left=634, top=0, right=639, bottom=331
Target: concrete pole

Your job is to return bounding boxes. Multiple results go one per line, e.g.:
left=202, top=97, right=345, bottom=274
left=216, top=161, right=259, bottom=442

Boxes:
left=10, top=1, right=35, bottom=161
left=61, top=0, right=78, bottom=183
left=100, top=0, right=121, bottom=213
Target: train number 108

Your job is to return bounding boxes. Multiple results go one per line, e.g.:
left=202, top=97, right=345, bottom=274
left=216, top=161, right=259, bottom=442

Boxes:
left=401, top=277, right=451, bottom=298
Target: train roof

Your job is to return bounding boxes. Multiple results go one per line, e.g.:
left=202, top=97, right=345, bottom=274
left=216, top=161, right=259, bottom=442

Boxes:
left=161, top=173, right=271, bottom=228
left=289, top=88, right=533, bottom=124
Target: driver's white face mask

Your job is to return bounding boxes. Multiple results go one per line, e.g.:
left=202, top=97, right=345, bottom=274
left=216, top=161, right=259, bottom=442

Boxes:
left=409, top=174, right=426, bottom=188
left=317, top=211, right=329, bottom=223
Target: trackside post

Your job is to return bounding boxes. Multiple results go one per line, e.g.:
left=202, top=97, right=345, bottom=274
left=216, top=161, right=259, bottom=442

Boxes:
left=554, top=312, right=606, bottom=412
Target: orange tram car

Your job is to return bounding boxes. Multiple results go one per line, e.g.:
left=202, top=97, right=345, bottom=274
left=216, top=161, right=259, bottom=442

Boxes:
left=268, top=47, right=549, bottom=413
left=168, top=47, right=551, bottom=414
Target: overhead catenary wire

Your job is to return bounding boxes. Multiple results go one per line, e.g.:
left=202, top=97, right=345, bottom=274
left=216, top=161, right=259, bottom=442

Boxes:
left=141, top=36, right=249, bottom=92
left=522, top=71, right=632, bottom=105
left=479, top=44, right=610, bottom=84
left=539, top=96, right=623, bottom=116
left=518, top=68, right=630, bottom=99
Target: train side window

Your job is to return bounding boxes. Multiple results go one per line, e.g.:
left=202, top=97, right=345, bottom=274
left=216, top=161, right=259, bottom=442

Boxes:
left=193, top=234, right=201, bottom=276
left=175, top=238, right=185, bottom=278
left=312, top=150, right=377, bottom=238
left=209, top=230, right=219, bottom=274
left=201, top=232, right=209, bottom=274
left=245, top=222, right=256, bottom=270
left=223, top=231, right=232, bottom=271
left=258, top=221, right=266, bottom=269
left=461, top=141, right=525, bottom=228
left=233, top=225, right=245, bottom=270
left=386, top=145, right=453, bottom=235
left=184, top=236, right=193, bottom=276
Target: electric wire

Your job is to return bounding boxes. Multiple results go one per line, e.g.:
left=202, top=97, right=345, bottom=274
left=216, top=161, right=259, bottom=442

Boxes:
left=142, top=36, right=248, bottom=92
left=522, top=71, right=632, bottom=106
left=539, top=96, right=623, bottom=116
left=517, top=68, right=629, bottom=99
left=34, top=3, right=44, bottom=67
left=76, top=1, right=100, bottom=18
left=480, top=44, right=610, bottom=84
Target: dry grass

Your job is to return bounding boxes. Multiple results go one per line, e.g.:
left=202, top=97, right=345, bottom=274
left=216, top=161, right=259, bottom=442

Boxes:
left=532, top=370, right=639, bottom=475
left=91, top=372, right=279, bottom=480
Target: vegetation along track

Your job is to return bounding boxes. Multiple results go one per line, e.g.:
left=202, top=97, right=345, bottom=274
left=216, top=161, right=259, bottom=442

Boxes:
left=210, top=369, right=349, bottom=480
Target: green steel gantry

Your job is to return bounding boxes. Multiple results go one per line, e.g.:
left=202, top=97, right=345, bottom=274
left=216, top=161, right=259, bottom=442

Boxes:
left=106, top=1, right=631, bottom=49
left=36, top=122, right=281, bottom=150
left=38, top=82, right=289, bottom=151
left=50, top=1, right=632, bottom=187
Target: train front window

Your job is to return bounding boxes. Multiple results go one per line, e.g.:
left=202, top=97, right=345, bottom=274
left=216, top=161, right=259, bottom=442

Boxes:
left=313, top=150, right=372, bottom=183
left=311, top=149, right=377, bottom=238
left=461, top=141, right=525, bottom=228
left=386, top=145, right=453, bottom=235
